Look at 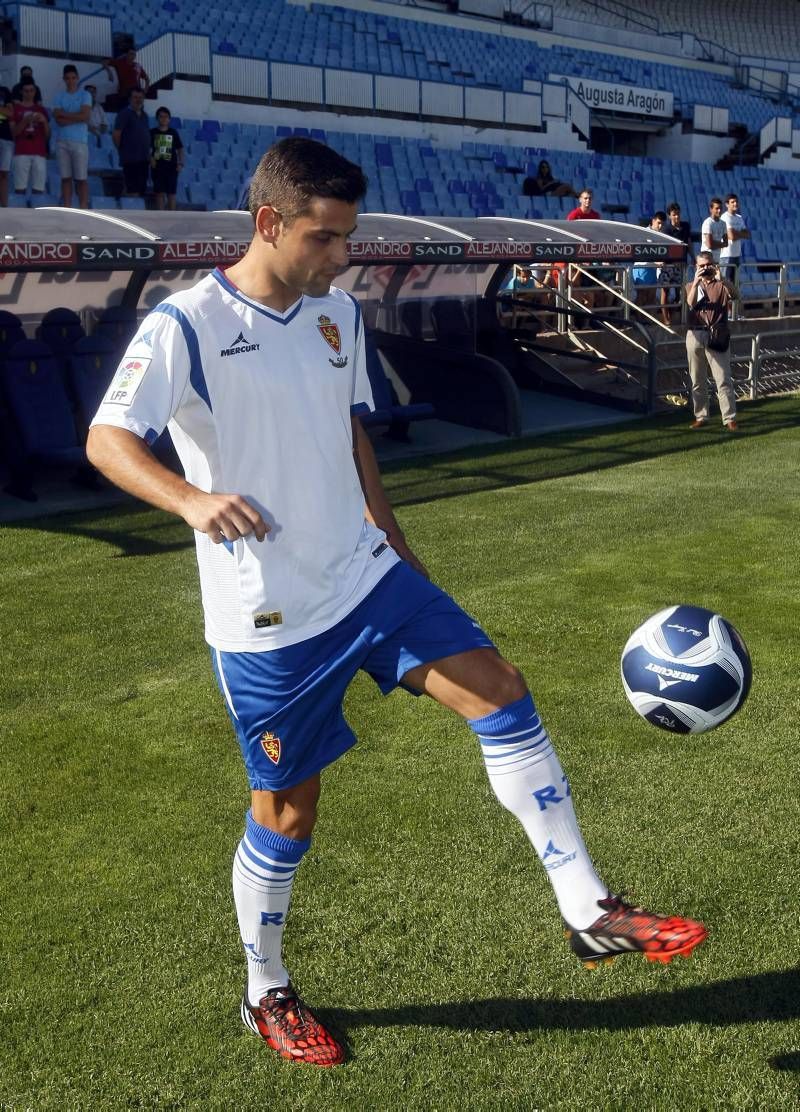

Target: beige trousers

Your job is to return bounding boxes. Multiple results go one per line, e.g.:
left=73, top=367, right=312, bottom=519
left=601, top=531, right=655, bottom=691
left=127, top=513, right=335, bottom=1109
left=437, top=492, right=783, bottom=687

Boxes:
left=686, top=329, right=736, bottom=423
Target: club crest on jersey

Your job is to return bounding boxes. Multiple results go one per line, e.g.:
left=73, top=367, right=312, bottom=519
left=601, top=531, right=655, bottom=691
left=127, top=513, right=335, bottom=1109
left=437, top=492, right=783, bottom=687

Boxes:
left=260, top=731, right=281, bottom=764
left=318, top=314, right=348, bottom=368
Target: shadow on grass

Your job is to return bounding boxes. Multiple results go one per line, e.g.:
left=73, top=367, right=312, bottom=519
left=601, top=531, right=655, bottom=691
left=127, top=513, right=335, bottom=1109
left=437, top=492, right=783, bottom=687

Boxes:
left=4, top=394, right=799, bottom=555
left=382, top=394, right=800, bottom=509
left=325, top=967, right=800, bottom=1035
left=769, top=1051, right=800, bottom=1072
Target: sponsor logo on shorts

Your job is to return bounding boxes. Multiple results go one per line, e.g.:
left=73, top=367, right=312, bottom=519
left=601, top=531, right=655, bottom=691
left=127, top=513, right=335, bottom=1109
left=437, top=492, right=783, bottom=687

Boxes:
left=220, top=330, right=260, bottom=358
left=260, top=731, right=281, bottom=765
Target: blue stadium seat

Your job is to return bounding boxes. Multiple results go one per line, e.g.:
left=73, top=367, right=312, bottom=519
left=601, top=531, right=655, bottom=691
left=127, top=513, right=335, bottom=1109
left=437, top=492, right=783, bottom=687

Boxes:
left=0, top=311, right=26, bottom=352
left=94, top=306, right=139, bottom=346
left=36, top=307, right=85, bottom=353
left=0, top=339, right=86, bottom=470
left=361, top=332, right=435, bottom=438
left=68, top=335, right=119, bottom=429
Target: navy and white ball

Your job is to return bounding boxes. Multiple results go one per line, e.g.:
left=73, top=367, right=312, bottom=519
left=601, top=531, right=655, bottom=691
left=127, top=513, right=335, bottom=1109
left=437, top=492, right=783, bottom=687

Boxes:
left=621, top=605, right=751, bottom=734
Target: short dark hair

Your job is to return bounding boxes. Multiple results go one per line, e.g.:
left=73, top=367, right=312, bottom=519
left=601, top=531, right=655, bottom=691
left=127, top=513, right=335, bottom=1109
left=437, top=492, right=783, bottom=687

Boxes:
left=20, top=80, right=35, bottom=91
left=63, top=64, right=78, bottom=77
left=666, top=202, right=681, bottom=215
left=696, top=250, right=714, bottom=264
left=20, top=65, right=32, bottom=76
left=156, top=105, right=171, bottom=118
left=725, top=193, right=738, bottom=204
left=248, top=137, right=367, bottom=224
left=653, top=211, right=666, bottom=222
left=709, top=196, right=723, bottom=208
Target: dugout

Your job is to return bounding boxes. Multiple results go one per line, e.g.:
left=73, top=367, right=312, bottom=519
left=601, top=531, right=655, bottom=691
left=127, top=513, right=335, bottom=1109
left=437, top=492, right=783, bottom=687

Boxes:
left=0, top=209, right=685, bottom=494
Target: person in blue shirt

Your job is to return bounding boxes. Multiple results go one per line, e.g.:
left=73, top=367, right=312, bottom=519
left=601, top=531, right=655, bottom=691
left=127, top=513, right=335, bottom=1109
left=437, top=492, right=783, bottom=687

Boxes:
left=113, top=89, right=151, bottom=197
left=52, top=64, right=91, bottom=208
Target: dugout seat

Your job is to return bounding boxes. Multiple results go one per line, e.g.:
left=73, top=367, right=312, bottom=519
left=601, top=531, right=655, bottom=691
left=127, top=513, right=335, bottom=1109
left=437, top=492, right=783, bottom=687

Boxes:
left=0, top=339, right=90, bottom=497
left=361, top=331, right=435, bottom=441
left=68, top=334, right=119, bottom=433
left=36, top=307, right=85, bottom=354
left=94, top=305, right=139, bottom=347
left=0, top=310, right=26, bottom=352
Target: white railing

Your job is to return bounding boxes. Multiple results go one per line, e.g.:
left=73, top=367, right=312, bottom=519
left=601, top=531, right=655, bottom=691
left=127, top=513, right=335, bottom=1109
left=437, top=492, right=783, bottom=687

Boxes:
left=14, top=3, right=112, bottom=57
left=759, top=115, right=792, bottom=157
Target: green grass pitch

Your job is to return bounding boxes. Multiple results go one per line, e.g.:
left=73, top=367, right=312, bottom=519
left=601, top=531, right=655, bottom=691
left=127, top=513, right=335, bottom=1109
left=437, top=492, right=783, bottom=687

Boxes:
left=2, top=397, right=799, bottom=1109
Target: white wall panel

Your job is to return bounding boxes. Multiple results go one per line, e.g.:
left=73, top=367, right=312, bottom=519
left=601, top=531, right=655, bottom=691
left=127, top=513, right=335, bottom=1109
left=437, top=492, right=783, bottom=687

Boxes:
left=325, top=69, right=373, bottom=110
left=421, top=80, right=462, bottom=119
left=270, top=63, right=323, bottom=105
left=375, top=76, right=419, bottom=115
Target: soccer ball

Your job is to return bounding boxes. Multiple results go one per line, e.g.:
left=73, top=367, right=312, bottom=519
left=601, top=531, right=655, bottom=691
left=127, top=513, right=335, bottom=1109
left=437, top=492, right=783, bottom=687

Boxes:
left=621, top=605, right=751, bottom=734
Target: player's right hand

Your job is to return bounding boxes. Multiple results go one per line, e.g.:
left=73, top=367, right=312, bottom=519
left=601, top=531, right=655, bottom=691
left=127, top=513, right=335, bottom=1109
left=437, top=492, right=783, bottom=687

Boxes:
left=182, top=491, right=269, bottom=543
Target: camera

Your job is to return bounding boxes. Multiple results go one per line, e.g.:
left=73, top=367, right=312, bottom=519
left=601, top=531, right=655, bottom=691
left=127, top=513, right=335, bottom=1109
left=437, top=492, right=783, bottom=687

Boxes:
left=700, top=265, right=717, bottom=277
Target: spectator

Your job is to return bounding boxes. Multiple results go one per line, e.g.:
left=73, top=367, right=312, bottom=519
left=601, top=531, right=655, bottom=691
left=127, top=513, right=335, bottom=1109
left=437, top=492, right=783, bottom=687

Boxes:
left=104, top=48, right=149, bottom=111
left=632, top=211, right=665, bottom=311
left=567, top=188, right=600, bottom=221
left=522, top=159, right=574, bottom=199
left=86, top=84, right=109, bottom=143
left=52, top=64, right=91, bottom=209
left=685, top=251, right=738, bottom=432
left=701, top=197, right=727, bottom=262
left=659, top=201, right=692, bottom=325
left=566, top=188, right=610, bottom=309
left=150, top=106, right=184, bottom=210
left=0, top=84, right=12, bottom=206
left=719, top=193, right=750, bottom=285
left=11, top=65, right=42, bottom=104
left=113, top=89, right=150, bottom=197
left=10, top=80, right=49, bottom=198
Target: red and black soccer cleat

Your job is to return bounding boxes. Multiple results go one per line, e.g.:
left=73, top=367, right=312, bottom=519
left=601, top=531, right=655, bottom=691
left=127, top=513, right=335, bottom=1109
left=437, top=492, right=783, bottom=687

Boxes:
left=565, top=893, right=708, bottom=969
left=240, top=984, right=345, bottom=1067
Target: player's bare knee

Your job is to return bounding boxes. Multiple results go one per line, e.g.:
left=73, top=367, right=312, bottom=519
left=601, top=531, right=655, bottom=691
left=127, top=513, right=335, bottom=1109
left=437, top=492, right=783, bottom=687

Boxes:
left=493, top=661, right=528, bottom=707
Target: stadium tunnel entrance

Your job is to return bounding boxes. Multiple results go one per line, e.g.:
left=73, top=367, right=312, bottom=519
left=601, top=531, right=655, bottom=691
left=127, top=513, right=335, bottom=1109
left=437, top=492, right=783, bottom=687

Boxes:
left=0, top=208, right=690, bottom=486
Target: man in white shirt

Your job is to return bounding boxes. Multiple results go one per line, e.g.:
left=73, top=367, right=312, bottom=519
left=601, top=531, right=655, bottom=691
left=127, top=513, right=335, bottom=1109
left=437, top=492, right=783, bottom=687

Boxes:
left=719, top=192, right=750, bottom=285
left=701, top=196, right=727, bottom=263
left=87, top=137, right=708, bottom=1068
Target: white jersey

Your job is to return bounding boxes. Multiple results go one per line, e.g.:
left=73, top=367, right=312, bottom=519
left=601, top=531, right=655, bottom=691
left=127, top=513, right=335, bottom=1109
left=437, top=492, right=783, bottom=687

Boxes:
left=720, top=211, right=747, bottom=261
left=91, top=268, right=399, bottom=652
left=701, top=216, right=727, bottom=262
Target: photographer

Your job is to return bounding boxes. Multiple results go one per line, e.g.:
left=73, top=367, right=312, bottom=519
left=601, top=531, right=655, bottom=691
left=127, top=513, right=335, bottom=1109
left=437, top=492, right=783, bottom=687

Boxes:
left=685, top=250, right=738, bottom=431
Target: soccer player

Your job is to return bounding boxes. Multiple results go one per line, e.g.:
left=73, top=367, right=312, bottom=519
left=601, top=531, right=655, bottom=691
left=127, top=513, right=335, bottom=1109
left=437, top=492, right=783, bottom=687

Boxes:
left=87, top=138, right=708, bottom=1068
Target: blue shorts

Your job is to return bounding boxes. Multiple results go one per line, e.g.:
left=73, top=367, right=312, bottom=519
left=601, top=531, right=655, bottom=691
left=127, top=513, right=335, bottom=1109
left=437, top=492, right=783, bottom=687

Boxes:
left=210, top=561, right=495, bottom=791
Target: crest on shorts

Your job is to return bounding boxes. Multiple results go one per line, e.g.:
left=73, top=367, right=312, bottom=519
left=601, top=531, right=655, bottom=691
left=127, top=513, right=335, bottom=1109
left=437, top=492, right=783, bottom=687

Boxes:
left=260, top=731, right=281, bottom=765
left=318, top=314, right=348, bottom=368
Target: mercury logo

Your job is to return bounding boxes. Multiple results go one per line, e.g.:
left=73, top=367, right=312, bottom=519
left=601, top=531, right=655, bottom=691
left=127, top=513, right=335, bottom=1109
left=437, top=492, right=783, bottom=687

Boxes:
left=646, top=662, right=699, bottom=690
left=220, top=330, right=260, bottom=357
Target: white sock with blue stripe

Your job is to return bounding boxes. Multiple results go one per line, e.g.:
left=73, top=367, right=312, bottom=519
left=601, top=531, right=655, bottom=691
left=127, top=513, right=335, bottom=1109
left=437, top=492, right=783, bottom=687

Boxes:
left=469, top=693, right=608, bottom=930
left=233, top=810, right=310, bottom=1006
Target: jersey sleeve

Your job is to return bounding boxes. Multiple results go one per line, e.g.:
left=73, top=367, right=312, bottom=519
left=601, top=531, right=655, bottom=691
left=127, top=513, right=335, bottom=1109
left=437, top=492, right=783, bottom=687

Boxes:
left=348, top=297, right=375, bottom=417
left=90, top=306, right=192, bottom=444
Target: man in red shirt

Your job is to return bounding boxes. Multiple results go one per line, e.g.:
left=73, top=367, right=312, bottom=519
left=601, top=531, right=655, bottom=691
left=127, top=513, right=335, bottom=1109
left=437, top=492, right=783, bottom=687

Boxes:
left=10, top=79, right=49, bottom=195
left=566, top=188, right=606, bottom=309
left=104, top=48, right=150, bottom=110
left=567, top=188, right=600, bottom=221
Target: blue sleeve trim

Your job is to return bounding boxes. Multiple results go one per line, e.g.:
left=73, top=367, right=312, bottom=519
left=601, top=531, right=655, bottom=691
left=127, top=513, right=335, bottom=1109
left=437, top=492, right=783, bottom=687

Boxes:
left=351, top=401, right=370, bottom=417
left=347, top=291, right=363, bottom=338
left=153, top=302, right=212, bottom=412
left=143, top=427, right=159, bottom=446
